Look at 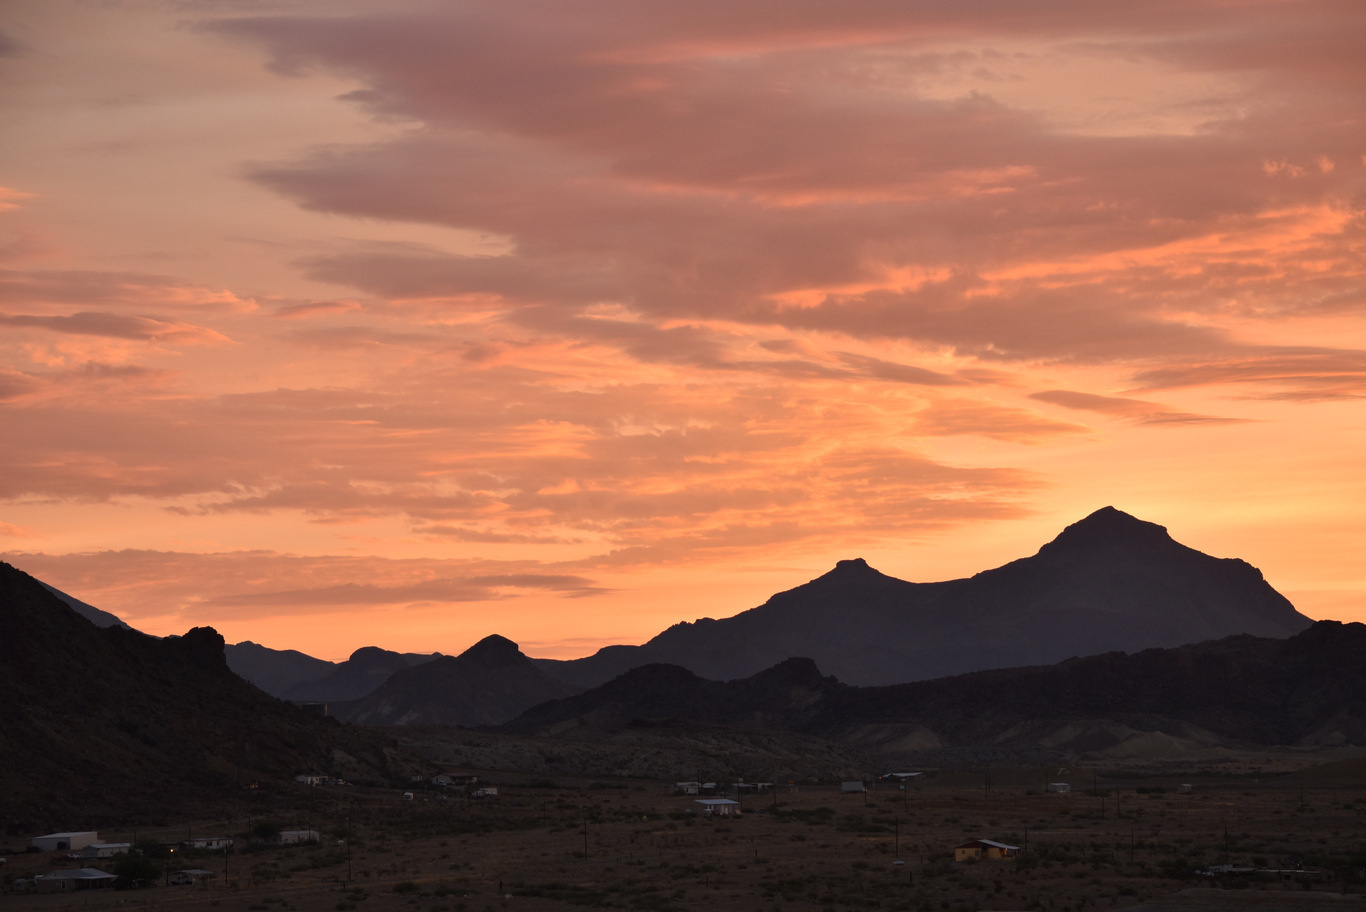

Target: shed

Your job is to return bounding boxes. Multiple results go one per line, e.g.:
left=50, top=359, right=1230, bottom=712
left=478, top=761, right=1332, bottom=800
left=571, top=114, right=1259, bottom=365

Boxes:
left=954, top=839, right=1020, bottom=862
left=30, top=832, right=98, bottom=853
left=695, top=798, right=741, bottom=816
left=274, top=829, right=319, bottom=845
left=169, top=868, right=215, bottom=885
left=80, top=843, right=131, bottom=859
left=34, top=868, right=117, bottom=893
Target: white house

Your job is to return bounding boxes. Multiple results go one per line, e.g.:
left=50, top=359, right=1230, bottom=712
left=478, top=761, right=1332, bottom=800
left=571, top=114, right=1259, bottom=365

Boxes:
left=695, top=798, right=741, bottom=816
left=30, top=832, right=99, bottom=853
left=181, top=837, right=234, bottom=850
left=80, top=843, right=131, bottom=860
left=1046, top=782, right=1070, bottom=794
left=294, top=773, right=327, bottom=786
left=274, top=830, right=319, bottom=845
left=34, top=869, right=117, bottom=893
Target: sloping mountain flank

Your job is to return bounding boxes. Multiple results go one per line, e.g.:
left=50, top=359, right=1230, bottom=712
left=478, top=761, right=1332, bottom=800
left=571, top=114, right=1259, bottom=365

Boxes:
left=226, top=640, right=338, bottom=697
left=536, top=507, right=1312, bottom=687
left=41, top=580, right=131, bottom=629
left=0, top=561, right=388, bottom=831
left=505, top=621, right=1366, bottom=755
left=283, top=645, right=441, bottom=702
left=336, top=634, right=582, bottom=727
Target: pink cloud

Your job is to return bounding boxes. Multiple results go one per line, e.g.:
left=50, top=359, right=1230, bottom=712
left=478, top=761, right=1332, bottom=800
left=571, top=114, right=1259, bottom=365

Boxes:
left=1029, top=389, right=1244, bottom=424
left=0, top=310, right=230, bottom=344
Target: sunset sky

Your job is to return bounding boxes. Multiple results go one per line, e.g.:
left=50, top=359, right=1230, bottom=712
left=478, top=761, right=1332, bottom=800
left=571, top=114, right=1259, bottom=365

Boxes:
left=2, top=0, right=1364, bottom=662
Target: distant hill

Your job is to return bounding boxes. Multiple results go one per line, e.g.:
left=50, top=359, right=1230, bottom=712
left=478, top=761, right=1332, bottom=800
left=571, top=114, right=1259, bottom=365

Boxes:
left=335, top=634, right=582, bottom=727
left=0, top=561, right=390, bottom=830
left=282, top=646, right=441, bottom=702
left=505, top=621, right=1366, bottom=758
left=536, top=507, right=1312, bottom=687
left=225, top=640, right=338, bottom=697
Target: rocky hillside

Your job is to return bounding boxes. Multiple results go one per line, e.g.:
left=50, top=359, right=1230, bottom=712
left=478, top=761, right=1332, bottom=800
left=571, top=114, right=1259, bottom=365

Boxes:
left=0, top=561, right=389, bottom=832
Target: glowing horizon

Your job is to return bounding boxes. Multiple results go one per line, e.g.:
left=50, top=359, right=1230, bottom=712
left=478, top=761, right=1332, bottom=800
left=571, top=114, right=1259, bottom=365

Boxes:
left=2, top=0, right=1364, bottom=662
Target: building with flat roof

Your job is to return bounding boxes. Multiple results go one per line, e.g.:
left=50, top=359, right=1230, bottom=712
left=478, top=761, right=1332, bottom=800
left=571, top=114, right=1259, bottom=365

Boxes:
left=30, top=832, right=98, bottom=853
left=34, top=868, right=116, bottom=893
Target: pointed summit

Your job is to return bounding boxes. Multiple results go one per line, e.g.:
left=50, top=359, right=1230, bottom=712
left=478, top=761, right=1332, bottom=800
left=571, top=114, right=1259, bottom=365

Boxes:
left=457, top=633, right=524, bottom=665
left=823, top=557, right=887, bottom=580
left=1039, top=506, right=1176, bottom=554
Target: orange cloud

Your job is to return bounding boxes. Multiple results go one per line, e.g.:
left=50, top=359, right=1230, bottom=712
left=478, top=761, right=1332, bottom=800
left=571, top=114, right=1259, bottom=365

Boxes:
left=3, top=0, right=1365, bottom=654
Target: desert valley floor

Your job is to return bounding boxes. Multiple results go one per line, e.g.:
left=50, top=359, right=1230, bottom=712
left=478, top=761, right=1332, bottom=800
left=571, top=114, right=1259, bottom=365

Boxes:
left=5, top=743, right=1366, bottom=912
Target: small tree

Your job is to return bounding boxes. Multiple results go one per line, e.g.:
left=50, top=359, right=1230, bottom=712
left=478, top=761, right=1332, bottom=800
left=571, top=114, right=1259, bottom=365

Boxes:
left=112, top=846, right=163, bottom=890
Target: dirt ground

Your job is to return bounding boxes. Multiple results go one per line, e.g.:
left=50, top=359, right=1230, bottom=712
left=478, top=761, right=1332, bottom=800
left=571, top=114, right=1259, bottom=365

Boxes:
left=3, top=763, right=1364, bottom=912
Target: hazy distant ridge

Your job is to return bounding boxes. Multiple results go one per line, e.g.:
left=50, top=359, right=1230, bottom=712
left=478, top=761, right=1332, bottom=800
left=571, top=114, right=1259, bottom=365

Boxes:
left=506, top=620, right=1366, bottom=757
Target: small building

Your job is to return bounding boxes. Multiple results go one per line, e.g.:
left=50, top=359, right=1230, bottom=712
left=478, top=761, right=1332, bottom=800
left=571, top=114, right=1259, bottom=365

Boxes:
left=294, top=773, right=327, bottom=786
left=695, top=798, right=741, bottom=817
left=181, top=837, right=234, bottom=851
left=169, top=868, right=215, bottom=886
left=273, top=830, right=319, bottom=845
left=1178, top=783, right=1193, bottom=794
left=34, top=868, right=117, bottom=893
left=433, top=773, right=479, bottom=788
left=841, top=780, right=867, bottom=793
left=1047, top=782, right=1071, bottom=794
left=734, top=781, right=772, bottom=793
left=471, top=787, right=498, bottom=798
left=881, top=772, right=923, bottom=781
left=80, top=843, right=131, bottom=860
left=30, top=832, right=99, bottom=853
left=954, top=839, right=1020, bottom=862
left=675, top=781, right=717, bottom=796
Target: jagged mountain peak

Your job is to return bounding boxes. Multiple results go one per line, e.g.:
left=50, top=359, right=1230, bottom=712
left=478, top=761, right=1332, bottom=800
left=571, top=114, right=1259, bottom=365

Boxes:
left=811, top=556, right=891, bottom=587
left=1038, top=506, right=1176, bottom=554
